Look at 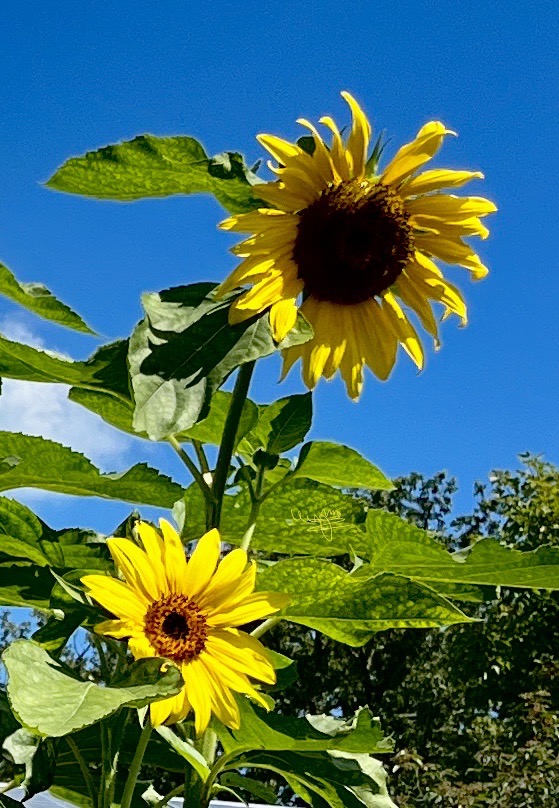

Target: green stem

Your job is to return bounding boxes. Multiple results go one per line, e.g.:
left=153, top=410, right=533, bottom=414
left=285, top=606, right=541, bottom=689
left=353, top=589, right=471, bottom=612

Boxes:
left=192, top=439, right=210, bottom=475
left=168, top=434, right=214, bottom=505
left=251, top=616, right=280, bottom=639
left=66, top=736, right=97, bottom=806
left=120, top=716, right=153, bottom=808
left=154, top=784, right=185, bottom=808
left=210, top=361, right=255, bottom=528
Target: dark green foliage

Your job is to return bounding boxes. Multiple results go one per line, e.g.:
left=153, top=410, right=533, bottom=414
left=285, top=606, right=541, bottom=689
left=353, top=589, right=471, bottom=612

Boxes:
left=268, top=458, right=559, bottom=805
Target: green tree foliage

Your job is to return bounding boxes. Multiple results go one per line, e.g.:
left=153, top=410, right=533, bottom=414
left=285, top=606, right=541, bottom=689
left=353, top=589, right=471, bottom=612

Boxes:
left=268, top=457, right=559, bottom=806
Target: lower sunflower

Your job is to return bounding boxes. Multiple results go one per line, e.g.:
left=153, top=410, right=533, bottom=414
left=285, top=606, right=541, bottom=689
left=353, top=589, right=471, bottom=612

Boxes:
left=218, top=92, right=496, bottom=398
left=82, top=522, right=287, bottom=734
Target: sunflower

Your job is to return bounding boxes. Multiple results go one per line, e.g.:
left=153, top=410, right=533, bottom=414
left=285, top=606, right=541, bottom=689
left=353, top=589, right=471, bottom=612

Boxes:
left=81, top=522, right=287, bottom=733
left=218, top=92, right=496, bottom=398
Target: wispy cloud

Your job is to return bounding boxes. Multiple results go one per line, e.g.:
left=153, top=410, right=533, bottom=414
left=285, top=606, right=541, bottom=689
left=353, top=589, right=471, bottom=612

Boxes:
left=0, top=315, right=132, bottom=466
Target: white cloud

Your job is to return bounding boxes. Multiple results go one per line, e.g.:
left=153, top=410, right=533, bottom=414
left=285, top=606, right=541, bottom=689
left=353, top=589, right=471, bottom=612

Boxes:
left=0, top=315, right=132, bottom=466
left=0, top=379, right=132, bottom=465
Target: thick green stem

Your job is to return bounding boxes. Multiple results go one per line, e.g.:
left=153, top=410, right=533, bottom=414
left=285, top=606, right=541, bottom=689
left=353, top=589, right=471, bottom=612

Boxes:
left=120, top=716, right=153, bottom=808
left=210, top=361, right=255, bottom=528
left=168, top=435, right=214, bottom=505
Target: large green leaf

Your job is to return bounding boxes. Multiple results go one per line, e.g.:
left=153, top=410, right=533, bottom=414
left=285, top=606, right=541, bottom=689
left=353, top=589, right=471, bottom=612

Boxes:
left=0, top=497, right=110, bottom=571
left=294, top=442, right=393, bottom=491
left=180, top=390, right=258, bottom=447
left=213, top=702, right=395, bottom=808
left=0, top=334, right=130, bottom=398
left=258, top=558, right=472, bottom=644
left=0, top=262, right=94, bottom=334
left=216, top=700, right=390, bottom=756
left=130, top=283, right=312, bottom=440
left=0, top=565, right=54, bottom=608
left=0, top=432, right=183, bottom=506
left=46, top=134, right=265, bottom=214
left=362, top=509, right=559, bottom=590
left=239, top=393, right=313, bottom=456
left=182, top=478, right=368, bottom=557
left=3, top=641, right=183, bottom=737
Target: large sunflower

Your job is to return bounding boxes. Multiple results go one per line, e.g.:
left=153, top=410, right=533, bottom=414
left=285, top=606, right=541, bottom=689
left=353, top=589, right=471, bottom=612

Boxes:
left=218, top=92, right=496, bottom=398
left=82, top=522, right=287, bottom=733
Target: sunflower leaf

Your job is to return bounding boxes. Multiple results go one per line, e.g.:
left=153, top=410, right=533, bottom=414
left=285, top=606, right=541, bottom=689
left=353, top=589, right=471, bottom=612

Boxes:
left=130, top=283, right=312, bottom=441
left=257, top=558, right=473, bottom=644
left=0, top=432, right=183, bottom=507
left=46, top=134, right=263, bottom=214
left=294, top=442, right=393, bottom=491
left=0, top=333, right=129, bottom=395
left=213, top=702, right=395, bottom=808
left=238, top=393, right=313, bottom=456
left=0, top=262, right=95, bottom=334
left=3, top=641, right=183, bottom=737
left=0, top=498, right=111, bottom=572
left=361, top=509, right=559, bottom=590
left=182, top=478, right=368, bottom=557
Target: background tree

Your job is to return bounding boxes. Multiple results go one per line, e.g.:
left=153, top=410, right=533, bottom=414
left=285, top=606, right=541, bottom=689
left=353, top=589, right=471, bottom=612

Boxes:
left=269, top=456, right=559, bottom=806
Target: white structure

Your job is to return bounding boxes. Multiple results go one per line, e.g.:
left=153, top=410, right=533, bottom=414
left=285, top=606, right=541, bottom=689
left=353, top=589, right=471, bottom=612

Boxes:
left=4, top=791, right=271, bottom=808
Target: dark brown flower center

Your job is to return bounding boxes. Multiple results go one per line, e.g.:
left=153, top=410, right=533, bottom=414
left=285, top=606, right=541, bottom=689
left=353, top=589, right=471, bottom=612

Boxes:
left=292, top=180, right=414, bottom=305
left=144, top=594, right=207, bottom=662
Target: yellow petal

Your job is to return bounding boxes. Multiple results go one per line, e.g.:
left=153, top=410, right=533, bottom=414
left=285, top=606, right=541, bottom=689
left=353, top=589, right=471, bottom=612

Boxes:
left=183, top=658, right=213, bottom=735
left=197, top=548, right=249, bottom=607
left=206, top=591, right=288, bottom=628
left=218, top=208, right=292, bottom=233
left=406, top=194, right=497, bottom=218
left=252, top=181, right=313, bottom=212
left=382, top=292, right=425, bottom=370
left=107, top=538, right=161, bottom=601
left=205, top=631, right=276, bottom=684
left=338, top=307, right=366, bottom=399
left=81, top=575, right=147, bottom=623
left=414, top=234, right=489, bottom=279
left=404, top=260, right=468, bottom=324
left=270, top=298, right=299, bottom=342
left=201, top=652, right=270, bottom=710
left=134, top=523, right=167, bottom=591
left=319, top=115, right=351, bottom=180
left=197, top=656, right=240, bottom=729
left=400, top=169, right=484, bottom=197
left=394, top=274, right=440, bottom=342
left=341, top=91, right=372, bottom=178
left=359, top=299, right=398, bottom=381
left=185, top=529, right=221, bottom=600
left=382, top=121, right=454, bottom=187
left=296, top=117, right=339, bottom=185
left=95, top=619, right=134, bottom=639
left=411, top=214, right=490, bottom=240
left=159, top=519, right=188, bottom=594
left=150, top=697, right=174, bottom=728
left=164, top=687, right=191, bottom=725
left=231, top=268, right=303, bottom=316
left=128, top=634, right=156, bottom=660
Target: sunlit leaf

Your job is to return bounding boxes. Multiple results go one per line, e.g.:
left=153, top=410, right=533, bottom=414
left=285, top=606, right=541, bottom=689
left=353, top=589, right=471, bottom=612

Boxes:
left=0, top=261, right=94, bottom=334
left=0, top=432, right=183, bottom=507
left=182, top=478, right=367, bottom=557
left=294, top=442, right=393, bottom=491
left=238, top=393, right=313, bottom=456
left=47, top=134, right=265, bottom=214
left=258, top=558, right=472, bottom=644
left=363, top=509, right=559, bottom=590
left=3, top=641, right=182, bottom=736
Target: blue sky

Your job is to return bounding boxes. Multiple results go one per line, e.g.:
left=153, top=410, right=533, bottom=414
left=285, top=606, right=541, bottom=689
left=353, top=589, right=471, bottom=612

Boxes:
left=1, top=0, right=558, bottom=531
